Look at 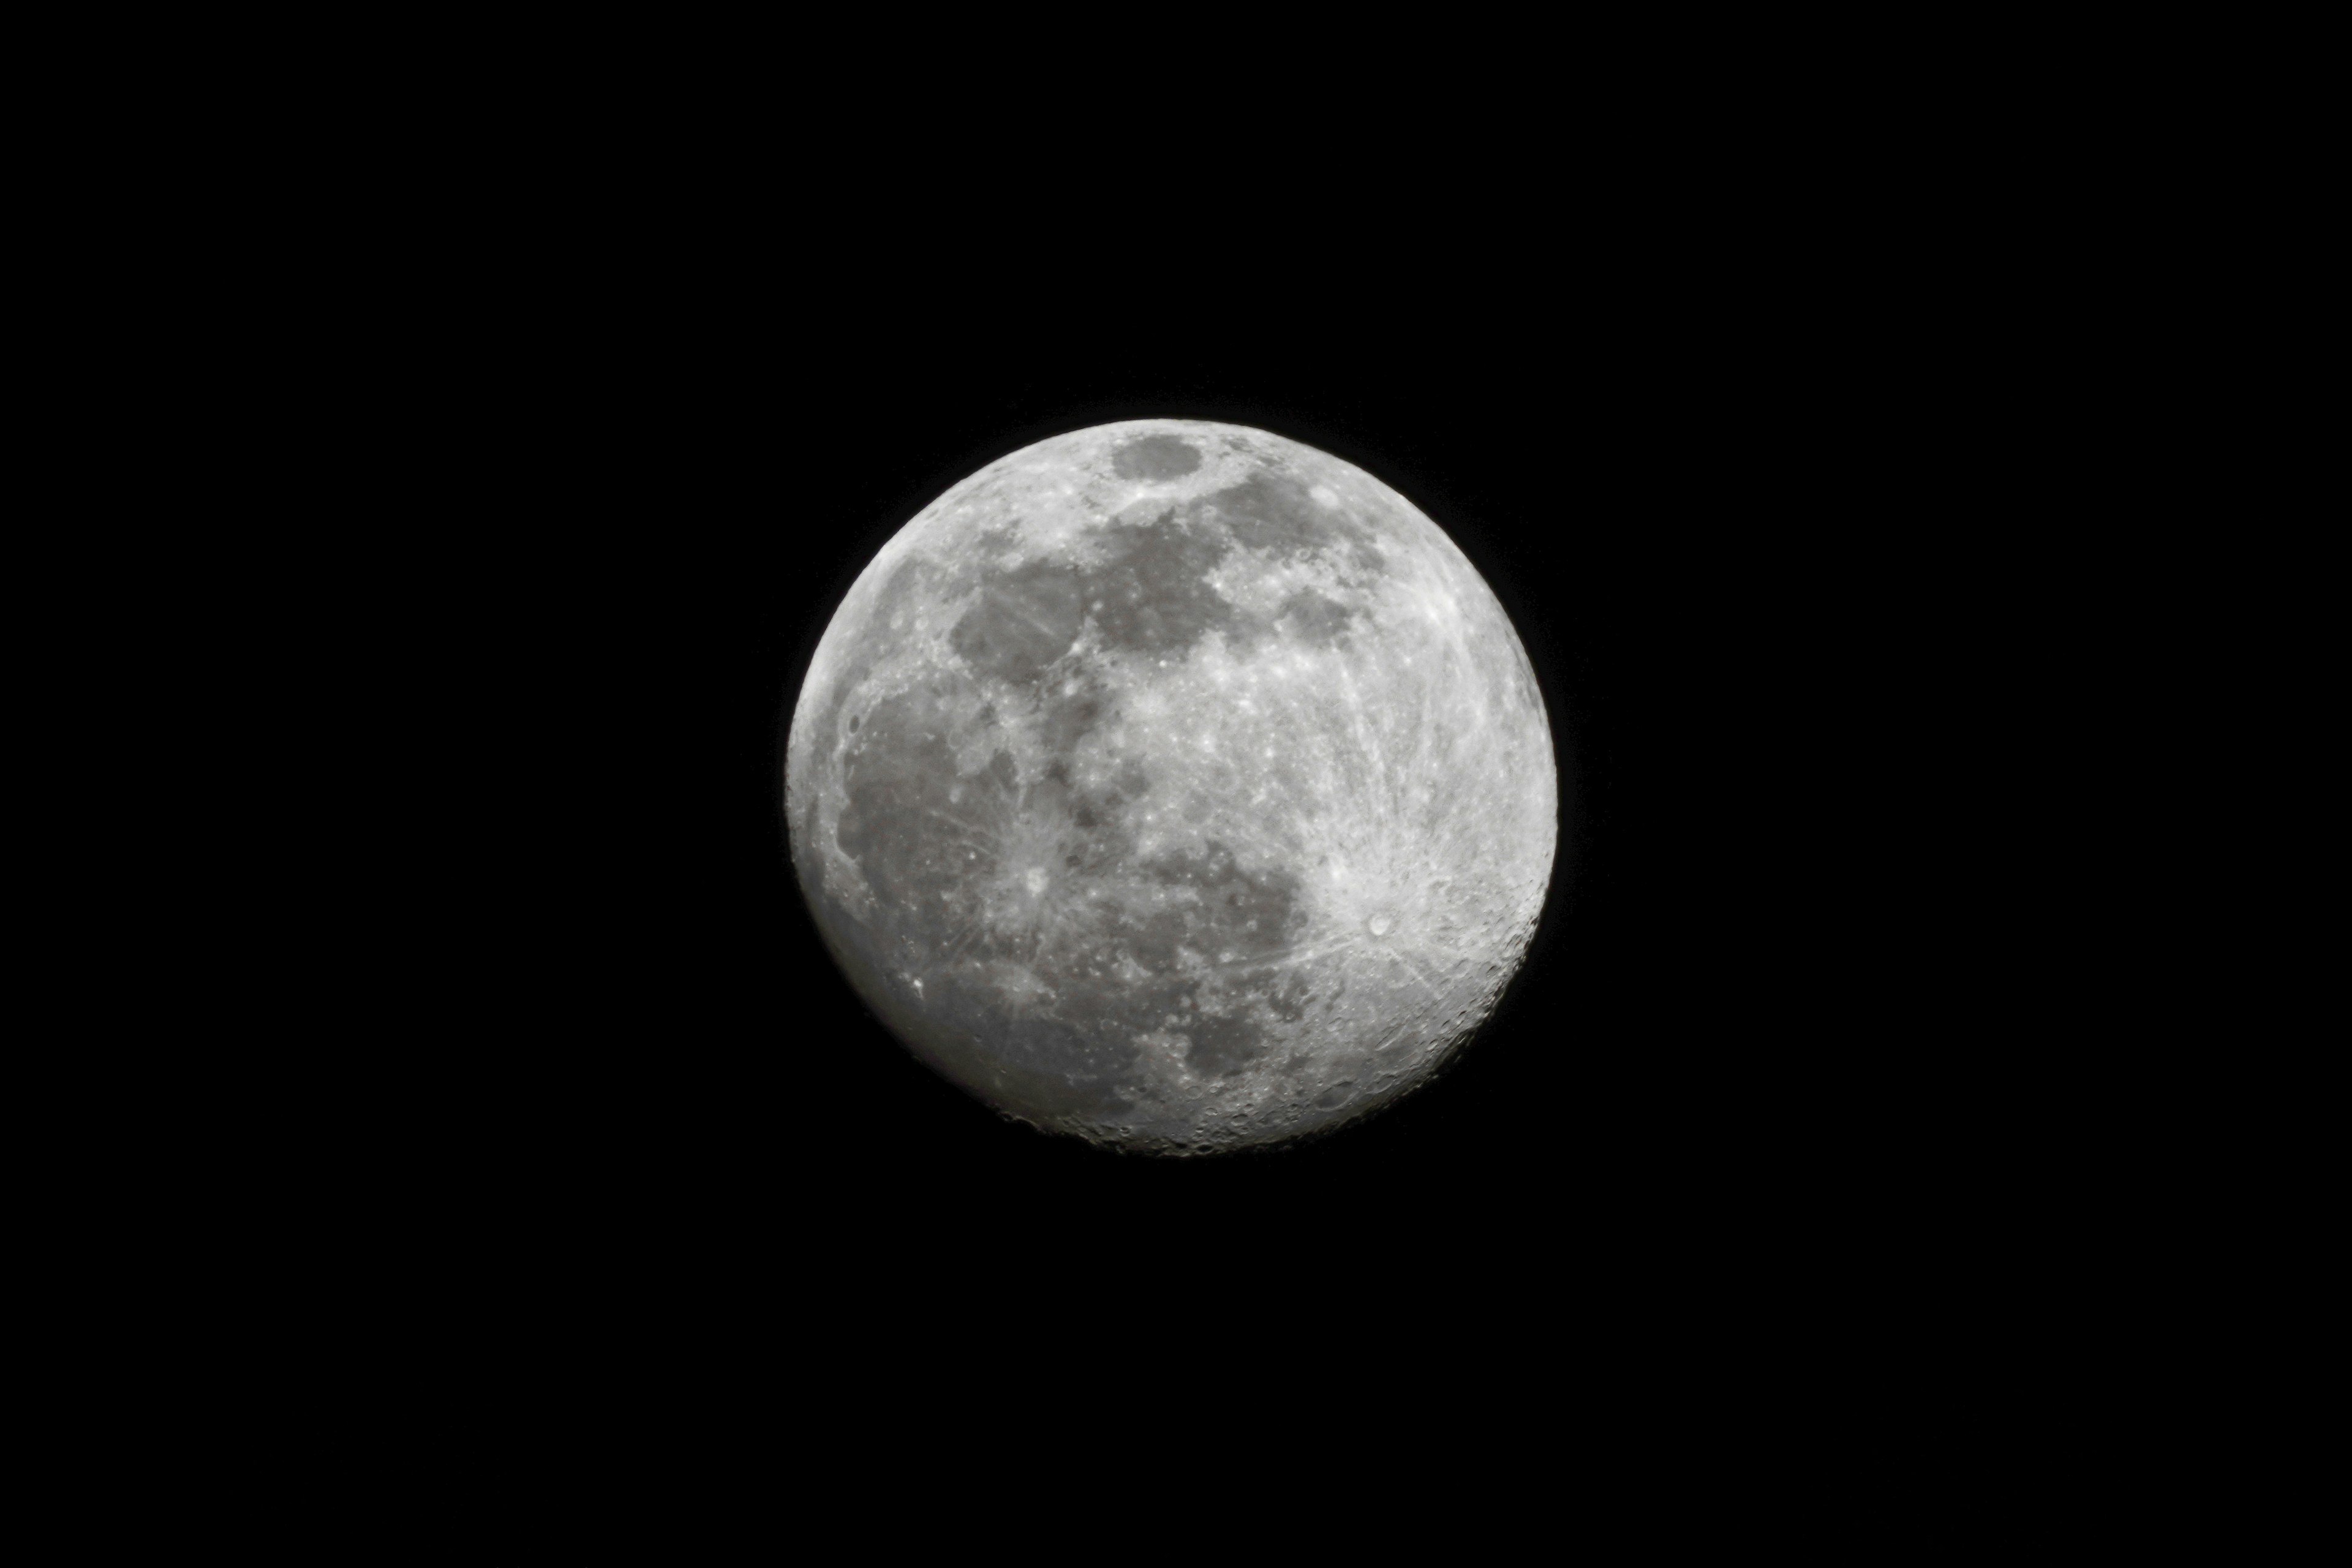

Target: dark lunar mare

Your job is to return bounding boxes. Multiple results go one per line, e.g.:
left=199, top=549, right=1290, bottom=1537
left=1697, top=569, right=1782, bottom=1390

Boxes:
left=1084, top=513, right=1236, bottom=657
left=1277, top=588, right=1354, bottom=647
left=1109, top=435, right=1202, bottom=481
left=812, top=473, right=1395, bottom=1131
left=820, top=677, right=1319, bottom=1126
left=815, top=679, right=1143, bottom=1120
left=1198, top=470, right=1385, bottom=575
left=947, top=558, right=1084, bottom=682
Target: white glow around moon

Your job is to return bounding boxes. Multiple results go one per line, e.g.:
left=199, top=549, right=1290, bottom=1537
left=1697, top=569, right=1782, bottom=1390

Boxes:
left=787, top=421, right=1555, bottom=1153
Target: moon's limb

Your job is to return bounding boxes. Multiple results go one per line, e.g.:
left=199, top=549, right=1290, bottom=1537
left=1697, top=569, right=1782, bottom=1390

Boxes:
left=786, top=421, right=1555, bottom=1153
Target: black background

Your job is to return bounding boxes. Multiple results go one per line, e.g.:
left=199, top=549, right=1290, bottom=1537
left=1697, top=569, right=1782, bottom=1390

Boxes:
left=123, top=56, right=2150, bottom=1518
left=178, top=61, right=2156, bottom=1521
left=410, top=254, right=1942, bottom=1337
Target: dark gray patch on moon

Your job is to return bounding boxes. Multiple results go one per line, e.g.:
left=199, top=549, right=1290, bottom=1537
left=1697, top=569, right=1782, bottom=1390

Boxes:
left=1204, top=470, right=1379, bottom=569
left=834, top=685, right=1008, bottom=922
left=951, top=511, right=1237, bottom=682
left=949, top=558, right=1085, bottom=683
left=1110, top=435, right=1202, bottom=481
left=826, top=687, right=1147, bottom=1117
left=1037, top=670, right=1110, bottom=758
left=830, top=677, right=1311, bottom=1109
left=1087, top=513, right=1234, bottom=658
left=1278, top=588, right=1354, bottom=647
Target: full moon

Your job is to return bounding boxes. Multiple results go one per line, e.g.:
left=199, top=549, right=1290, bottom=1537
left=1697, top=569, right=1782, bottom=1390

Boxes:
left=786, top=421, right=1556, bottom=1153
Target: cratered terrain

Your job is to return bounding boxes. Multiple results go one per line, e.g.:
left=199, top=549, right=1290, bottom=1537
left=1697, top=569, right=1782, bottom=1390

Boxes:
left=786, top=421, right=1556, bottom=1153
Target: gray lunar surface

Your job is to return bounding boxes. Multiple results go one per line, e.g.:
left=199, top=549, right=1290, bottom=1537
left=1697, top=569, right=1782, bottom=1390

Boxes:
left=786, top=421, right=1556, bottom=1153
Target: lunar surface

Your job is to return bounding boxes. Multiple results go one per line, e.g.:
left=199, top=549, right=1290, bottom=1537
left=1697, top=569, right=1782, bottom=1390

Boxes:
left=786, top=421, right=1555, bottom=1153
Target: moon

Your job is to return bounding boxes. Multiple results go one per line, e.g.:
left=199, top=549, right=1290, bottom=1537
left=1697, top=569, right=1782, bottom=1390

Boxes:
left=786, top=421, right=1555, bottom=1154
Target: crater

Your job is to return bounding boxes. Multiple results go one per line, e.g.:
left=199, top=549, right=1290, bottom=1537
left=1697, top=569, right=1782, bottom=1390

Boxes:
left=1110, top=435, right=1202, bottom=481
